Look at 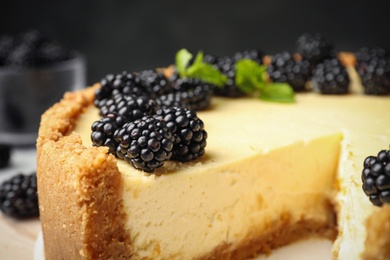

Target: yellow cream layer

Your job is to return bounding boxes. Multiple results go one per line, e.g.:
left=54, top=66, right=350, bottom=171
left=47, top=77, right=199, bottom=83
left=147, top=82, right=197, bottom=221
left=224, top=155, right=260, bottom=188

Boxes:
left=75, top=93, right=390, bottom=259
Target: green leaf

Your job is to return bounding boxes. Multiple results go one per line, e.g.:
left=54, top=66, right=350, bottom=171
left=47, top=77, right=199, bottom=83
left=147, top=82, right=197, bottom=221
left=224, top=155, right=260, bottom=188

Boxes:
left=258, top=83, right=295, bottom=103
left=175, top=49, right=193, bottom=77
left=186, top=51, right=228, bottom=87
left=235, top=59, right=268, bottom=94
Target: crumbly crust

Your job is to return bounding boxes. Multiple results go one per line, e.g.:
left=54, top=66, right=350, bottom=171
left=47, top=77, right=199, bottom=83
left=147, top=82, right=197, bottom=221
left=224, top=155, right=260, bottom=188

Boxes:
left=37, top=85, right=133, bottom=259
left=362, top=205, right=390, bottom=260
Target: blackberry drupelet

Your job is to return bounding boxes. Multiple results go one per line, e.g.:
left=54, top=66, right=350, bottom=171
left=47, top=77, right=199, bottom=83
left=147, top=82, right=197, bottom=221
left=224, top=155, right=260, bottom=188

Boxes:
left=296, top=33, right=335, bottom=67
left=0, top=172, right=39, bottom=219
left=158, top=78, right=213, bottom=111
left=232, top=48, right=264, bottom=64
left=138, top=70, right=173, bottom=97
left=267, top=51, right=311, bottom=92
left=91, top=113, right=126, bottom=155
left=0, top=144, right=11, bottom=168
left=362, top=149, right=390, bottom=206
left=114, top=116, right=174, bottom=172
left=355, top=48, right=390, bottom=95
left=97, top=93, right=158, bottom=121
left=312, top=58, right=350, bottom=94
left=214, top=56, right=246, bottom=97
left=155, top=107, right=207, bottom=162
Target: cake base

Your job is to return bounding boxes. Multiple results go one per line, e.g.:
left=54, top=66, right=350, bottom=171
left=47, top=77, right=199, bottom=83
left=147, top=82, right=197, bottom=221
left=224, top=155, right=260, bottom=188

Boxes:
left=33, top=231, right=332, bottom=260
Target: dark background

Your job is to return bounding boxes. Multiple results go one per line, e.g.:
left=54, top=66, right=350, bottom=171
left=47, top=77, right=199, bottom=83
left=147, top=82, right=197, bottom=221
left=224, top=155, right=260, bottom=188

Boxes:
left=1, top=0, right=389, bottom=85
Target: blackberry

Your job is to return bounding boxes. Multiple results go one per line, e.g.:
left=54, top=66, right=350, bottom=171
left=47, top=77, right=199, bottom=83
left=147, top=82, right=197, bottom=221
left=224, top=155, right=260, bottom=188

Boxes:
left=355, top=51, right=390, bottom=95
left=214, top=56, right=245, bottom=97
left=312, top=58, right=350, bottom=94
left=0, top=145, right=11, bottom=168
left=158, top=78, right=213, bottom=111
left=95, top=71, right=153, bottom=106
left=97, top=93, right=158, bottom=121
left=5, top=42, right=37, bottom=67
left=155, top=107, right=207, bottom=162
left=114, top=116, right=174, bottom=172
left=137, top=70, right=173, bottom=97
left=267, top=51, right=311, bottom=92
left=4, top=29, right=71, bottom=67
left=362, top=149, right=390, bottom=206
left=296, top=33, right=335, bottom=67
left=20, top=29, right=45, bottom=47
left=232, top=48, right=264, bottom=64
left=0, top=172, right=39, bottom=219
left=91, top=113, right=126, bottom=155
left=36, top=41, right=71, bottom=65
left=355, top=47, right=389, bottom=65
left=0, top=35, right=15, bottom=66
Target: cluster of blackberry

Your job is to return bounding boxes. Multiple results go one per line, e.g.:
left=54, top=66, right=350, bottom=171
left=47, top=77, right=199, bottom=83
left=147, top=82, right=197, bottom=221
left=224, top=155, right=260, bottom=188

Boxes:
left=0, top=29, right=71, bottom=67
left=355, top=47, right=390, bottom=95
left=268, top=33, right=390, bottom=95
left=92, top=70, right=209, bottom=173
left=0, top=172, right=39, bottom=219
left=268, top=33, right=349, bottom=94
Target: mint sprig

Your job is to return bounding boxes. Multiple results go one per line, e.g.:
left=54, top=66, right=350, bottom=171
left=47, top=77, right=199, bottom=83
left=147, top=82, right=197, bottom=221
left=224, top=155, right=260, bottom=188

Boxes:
left=175, top=49, right=295, bottom=103
left=235, top=59, right=295, bottom=103
left=175, top=49, right=227, bottom=87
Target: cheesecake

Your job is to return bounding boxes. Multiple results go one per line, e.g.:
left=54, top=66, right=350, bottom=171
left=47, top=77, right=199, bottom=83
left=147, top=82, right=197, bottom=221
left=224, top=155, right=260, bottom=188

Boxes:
left=36, top=66, right=390, bottom=260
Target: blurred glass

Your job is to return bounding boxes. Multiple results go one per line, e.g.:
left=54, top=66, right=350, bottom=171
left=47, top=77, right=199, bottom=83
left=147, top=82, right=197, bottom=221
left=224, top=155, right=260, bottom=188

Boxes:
left=0, top=52, right=86, bottom=146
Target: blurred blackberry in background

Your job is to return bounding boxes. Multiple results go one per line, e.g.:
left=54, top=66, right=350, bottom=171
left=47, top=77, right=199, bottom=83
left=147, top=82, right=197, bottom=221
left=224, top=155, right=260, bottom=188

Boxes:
left=5, top=42, right=37, bottom=67
left=232, top=48, right=264, bottom=64
left=355, top=47, right=389, bottom=65
left=36, top=41, right=71, bottom=65
left=267, top=51, right=311, bottom=92
left=296, top=33, right=335, bottom=68
left=0, top=35, right=15, bottom=66
left=1, top=29, right=71, bottom=67
left=355, top=47, right=390, bottom=95
left=214, top=56, right=246, bottom=97
left=312, top=58, right=350, bottom=94
left=0, top=173, right=39, bottom=219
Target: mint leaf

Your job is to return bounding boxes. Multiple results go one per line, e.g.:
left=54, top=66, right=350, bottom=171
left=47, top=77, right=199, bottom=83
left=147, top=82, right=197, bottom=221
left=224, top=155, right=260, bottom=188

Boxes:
left=175, top=49, right=193, bottom=77
left=235, top=59, right=267, bottom=94
left=236, top=59, right=295, bottom=103
left=259, top=83, right=295, bottom=103
left=183, top=51, right=227, bottom=87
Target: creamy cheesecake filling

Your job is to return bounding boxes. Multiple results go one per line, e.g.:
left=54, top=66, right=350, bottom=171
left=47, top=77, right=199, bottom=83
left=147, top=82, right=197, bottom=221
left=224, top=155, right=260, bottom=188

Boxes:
left=74, top=96, right=343, bottom=258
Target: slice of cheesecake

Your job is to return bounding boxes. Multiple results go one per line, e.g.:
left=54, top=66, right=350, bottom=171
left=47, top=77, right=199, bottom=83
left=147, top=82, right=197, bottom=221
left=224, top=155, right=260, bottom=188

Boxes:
left=37, top=81, right=390, bottom=259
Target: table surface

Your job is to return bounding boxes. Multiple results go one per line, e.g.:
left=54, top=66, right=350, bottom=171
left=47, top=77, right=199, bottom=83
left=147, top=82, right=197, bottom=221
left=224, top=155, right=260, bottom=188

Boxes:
left=0, top=147, right=41, bottom=260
